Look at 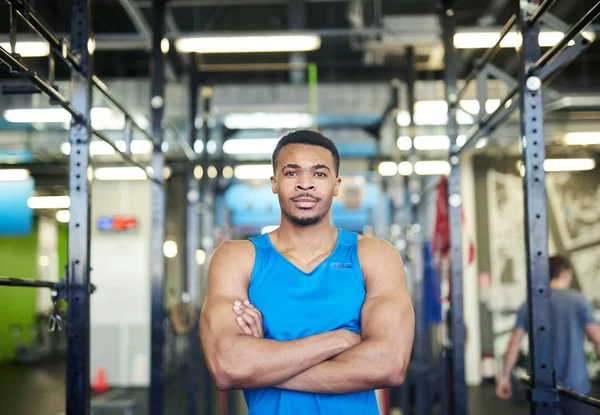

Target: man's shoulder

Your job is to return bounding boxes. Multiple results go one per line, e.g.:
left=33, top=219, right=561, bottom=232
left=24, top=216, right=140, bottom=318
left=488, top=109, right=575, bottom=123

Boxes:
left=211, top=240, right=257, bottom=269
left=356, top=236, right=403, bottom=268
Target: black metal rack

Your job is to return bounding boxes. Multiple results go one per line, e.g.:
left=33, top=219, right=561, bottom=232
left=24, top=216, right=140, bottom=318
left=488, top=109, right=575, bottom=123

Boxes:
left=440, top=0, right=600, bottom=414
left=0, top=1, right=180, bottom=413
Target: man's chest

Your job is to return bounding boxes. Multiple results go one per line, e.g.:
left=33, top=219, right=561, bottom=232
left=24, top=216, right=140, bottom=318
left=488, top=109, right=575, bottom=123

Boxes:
left=248, top=266, right=366, bottom=340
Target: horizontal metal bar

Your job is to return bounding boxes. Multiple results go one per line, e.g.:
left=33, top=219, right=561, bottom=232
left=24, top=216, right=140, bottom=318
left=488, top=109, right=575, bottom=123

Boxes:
left=0, top=277, right=62, bottom=290
left=519, top=373, right=600, bottom=409
left=6, top=1, right=153, bottom=143
left=165, top=121, right=197, bottom=162
left=0, top=47, right=82, bottom=121
left=91, top=76, right=154, bottom=142
left=455, top=90, right=519, bottom=156
left=456, top=15, right=517, bottom=102
left=92, top=130, right=162, bottom=185
left=7, top=0, right=82, bottom=72
left=528, top=0, right=559, bottom=25
left=479, top=14, right=517, bottom=65
left=137, top=0, right=356, bottom=8
left=531, top=1, right=600, bottom=72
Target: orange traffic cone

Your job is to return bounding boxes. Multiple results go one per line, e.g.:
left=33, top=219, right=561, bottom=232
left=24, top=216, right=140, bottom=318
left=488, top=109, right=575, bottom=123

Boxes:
left=92, top=367, right=110, bottom=393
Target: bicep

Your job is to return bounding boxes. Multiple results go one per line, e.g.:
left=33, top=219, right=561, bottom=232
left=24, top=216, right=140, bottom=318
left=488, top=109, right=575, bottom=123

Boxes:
left=359, top=239, right=414, bottom=342
left=200, top=241, right=254, bottom=351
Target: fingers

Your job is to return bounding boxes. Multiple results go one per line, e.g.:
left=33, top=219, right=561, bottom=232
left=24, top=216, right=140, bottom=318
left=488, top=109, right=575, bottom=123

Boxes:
left=233, top=300, right=262, bottom=338
left=236, top=316, right=254, bottom=336
left=239, top=301, right=263, bottom=337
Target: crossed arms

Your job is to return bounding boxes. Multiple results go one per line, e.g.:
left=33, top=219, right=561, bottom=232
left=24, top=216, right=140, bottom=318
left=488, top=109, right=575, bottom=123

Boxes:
left=199, top=238, right=415, bottom=394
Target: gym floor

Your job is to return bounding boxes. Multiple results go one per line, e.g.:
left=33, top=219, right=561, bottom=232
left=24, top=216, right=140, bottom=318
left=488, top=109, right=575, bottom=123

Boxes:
left=2, top=358, right=576, bottom=415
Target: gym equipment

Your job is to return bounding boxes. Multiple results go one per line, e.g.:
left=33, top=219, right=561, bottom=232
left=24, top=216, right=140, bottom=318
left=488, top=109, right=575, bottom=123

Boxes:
left=440, top=0, right=600, bottom=413
left=0, top=0, right=184, bottom=412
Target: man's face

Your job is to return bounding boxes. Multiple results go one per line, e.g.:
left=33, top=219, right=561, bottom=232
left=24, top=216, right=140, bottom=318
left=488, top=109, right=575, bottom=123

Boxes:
left=271, top=143, right=341, bottom=226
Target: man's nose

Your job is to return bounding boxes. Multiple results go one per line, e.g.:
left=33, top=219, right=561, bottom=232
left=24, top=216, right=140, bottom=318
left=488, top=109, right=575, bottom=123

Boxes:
left=296, top=179, right=315, bottom=191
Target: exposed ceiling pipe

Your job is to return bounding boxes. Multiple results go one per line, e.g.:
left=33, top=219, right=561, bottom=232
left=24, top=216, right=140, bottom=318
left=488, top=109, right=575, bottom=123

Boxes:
left=118, top=0, right=178, bottom=81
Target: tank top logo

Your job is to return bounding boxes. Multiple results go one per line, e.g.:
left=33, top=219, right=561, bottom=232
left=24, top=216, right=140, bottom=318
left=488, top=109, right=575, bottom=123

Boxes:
left=332, top=262, right=353, bottom=269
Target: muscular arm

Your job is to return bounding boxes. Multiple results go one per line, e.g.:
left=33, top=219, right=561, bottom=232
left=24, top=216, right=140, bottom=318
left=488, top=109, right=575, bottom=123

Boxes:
left=200, top=241, right=356, bottom=391
left=584, top=324, right=600, bottom=359
left=275, top=238, right=415, bottom=394
left=500, top=328, right=525, bottom=379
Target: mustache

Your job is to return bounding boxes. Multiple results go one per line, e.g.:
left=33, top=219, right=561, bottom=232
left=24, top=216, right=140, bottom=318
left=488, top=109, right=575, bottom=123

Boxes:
left=291, top=193, right=320, bottom=202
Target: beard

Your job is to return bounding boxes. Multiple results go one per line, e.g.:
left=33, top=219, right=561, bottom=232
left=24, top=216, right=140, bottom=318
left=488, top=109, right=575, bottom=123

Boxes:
left=290, top=214, right=321, bottom=226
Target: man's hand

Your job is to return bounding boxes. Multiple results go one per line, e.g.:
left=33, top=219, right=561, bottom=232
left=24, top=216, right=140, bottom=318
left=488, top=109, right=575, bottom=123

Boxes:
left=496, top=375, right=512, bottom=400
left=234, top=300, right=264, bottom=338
left=233, top=301, right=362, bottom=349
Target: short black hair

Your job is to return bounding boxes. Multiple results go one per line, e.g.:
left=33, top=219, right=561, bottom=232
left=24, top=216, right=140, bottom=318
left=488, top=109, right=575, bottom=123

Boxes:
left=549, top=255, right=571, bottom=280
left=272, top=129, right=340, bottom=176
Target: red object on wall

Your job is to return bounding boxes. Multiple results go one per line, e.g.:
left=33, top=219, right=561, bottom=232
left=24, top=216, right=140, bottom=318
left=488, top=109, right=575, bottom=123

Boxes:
left=432, top=176, right=476, bottom=285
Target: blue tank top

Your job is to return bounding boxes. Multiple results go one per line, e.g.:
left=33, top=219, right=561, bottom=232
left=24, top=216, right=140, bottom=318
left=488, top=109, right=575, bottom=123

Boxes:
left=244, top=228, right=380, bottom=415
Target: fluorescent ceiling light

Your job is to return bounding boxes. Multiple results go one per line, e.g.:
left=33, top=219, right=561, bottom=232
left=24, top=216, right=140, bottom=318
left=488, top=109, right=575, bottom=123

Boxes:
left=224, top=113, right=313, bottom=130
left=61, top=140, right=152, bottom=156
left=175, top=34, right=321, bottom=54
left=456, top=135, right=467, bottom=147
left=454, top=31, right=595, bottom=49
left=414, top=136, right=450, bottom=150
left=397, top=136, right=412, bottom=151
left=94, top=167, right=147, bottom=181
left=0, top=169, right=30, bottom=181
left=196, top=249, right=207, bottom=265
left=414, top=161, right=450, bottom=176
left=378, top=161, right=398, bottom=177
left=398, top=162, right=413, bottom=176
left=223, top=138, right=280, bottom=155
left=564, top=132, right=600, bottom=146
left=544, top=158, right=595, bottom=172
left=3, top=108, right=147, bottom=131
left=28, top=196, right=70, bottom=209
left=0, top=41, right=50, bottom=57
left=233, top=164, right=273, bottom=180
left=163, top=240, right=178, bottom=258
left=55, top=210, right=70, bottom=223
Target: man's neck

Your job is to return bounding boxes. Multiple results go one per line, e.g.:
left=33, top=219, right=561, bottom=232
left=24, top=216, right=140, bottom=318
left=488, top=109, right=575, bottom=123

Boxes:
left=274, top=217, right=338, bottom=254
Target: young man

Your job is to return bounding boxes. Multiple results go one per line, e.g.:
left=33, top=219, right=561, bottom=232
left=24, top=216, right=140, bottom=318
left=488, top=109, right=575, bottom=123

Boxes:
left=496, top=255, right=600, bottom=414
left=200, top=129, right=415, bottom=414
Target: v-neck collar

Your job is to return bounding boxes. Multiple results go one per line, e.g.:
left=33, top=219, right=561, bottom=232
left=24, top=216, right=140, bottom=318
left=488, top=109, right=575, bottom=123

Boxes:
left=264, top=228, right=342, bottom=276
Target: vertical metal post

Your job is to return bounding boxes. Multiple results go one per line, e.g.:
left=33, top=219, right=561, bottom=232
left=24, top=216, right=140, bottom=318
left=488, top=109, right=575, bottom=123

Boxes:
left=200, top=85, right=214, bottom=415
left=150, top=0, right=166, bottom=414
left=66, top=0, right=92, bottom=413
left=288, top=0, right=307, bottom=83
left=185, top=52, right=201, bottom=415
left=441, top=0, right=468, bottom=414
left=405, top=46, right=430, bottom=415
left=518, top=2, right=557, bottom=414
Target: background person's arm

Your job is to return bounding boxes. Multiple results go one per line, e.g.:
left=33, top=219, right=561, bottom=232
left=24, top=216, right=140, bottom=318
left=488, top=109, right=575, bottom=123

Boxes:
left=199, top=240, right=359, bottom=391
left=274, top=238, right=415, bottom=394
left=581, top=296, right=600, bottom=359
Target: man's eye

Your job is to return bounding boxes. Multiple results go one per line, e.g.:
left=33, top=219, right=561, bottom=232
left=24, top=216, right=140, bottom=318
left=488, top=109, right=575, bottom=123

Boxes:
left=286, top=171, right=297, bottom=176
left=316, top=172, right=326, bottom=177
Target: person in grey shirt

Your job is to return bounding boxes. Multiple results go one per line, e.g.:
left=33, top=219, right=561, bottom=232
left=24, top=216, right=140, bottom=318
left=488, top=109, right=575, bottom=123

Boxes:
left=496, top=255, right=600, bottom=414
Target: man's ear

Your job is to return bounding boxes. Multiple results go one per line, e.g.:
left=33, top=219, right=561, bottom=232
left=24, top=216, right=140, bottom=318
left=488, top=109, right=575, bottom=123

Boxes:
left=333, top=176, right=342, bottom=197
left=270, top=175, right=277, bottom=194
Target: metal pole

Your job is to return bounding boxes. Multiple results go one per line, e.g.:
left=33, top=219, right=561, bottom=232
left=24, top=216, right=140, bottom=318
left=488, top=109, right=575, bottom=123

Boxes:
left=185, top=52, right=201, bottom=415
left=530, top=0, right=600, bottom=72
left=66, top=0, right=92, bottom=413
left=150, top=0, right=167, bottom=414
left=518, top=3, right=557, bottom=414
left=404, top=45, right=430, bottom=415
left=528, top=0, right=558, bottom=25
left=200, top=85, right=215, bottom=415
left=442, top=0, right=467, bottom=413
